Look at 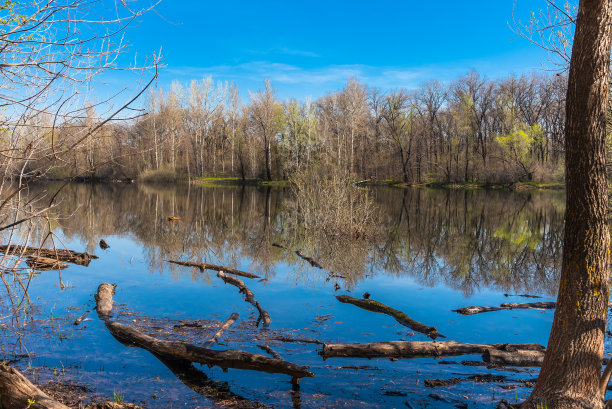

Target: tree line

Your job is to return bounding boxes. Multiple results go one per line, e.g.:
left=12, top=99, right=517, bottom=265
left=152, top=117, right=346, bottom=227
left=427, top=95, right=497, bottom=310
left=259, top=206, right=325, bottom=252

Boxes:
left=16, top=70, right=571, bottom=184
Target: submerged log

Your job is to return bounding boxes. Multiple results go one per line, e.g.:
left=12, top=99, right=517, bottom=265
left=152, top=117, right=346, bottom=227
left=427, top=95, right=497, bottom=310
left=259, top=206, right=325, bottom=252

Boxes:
left=167, top=260, right=260, bottom=279
left=320, top=340, right=545, bottom=359
left=202, top=313, right=239, bottom=348
left=336, top=295, right=445, bottom=340
left=483, top=349, right=544, bottom=367
left=453, top=302, right=556, bottom=315
left=0, top=245, right=98, bottom=267
left=95, top=283, right=311, bottom=381
left=0, top=363, right=70, bottom=408
left=95, top=283, right=116, bottom=318
left=217, top=271, right=271, bottom=328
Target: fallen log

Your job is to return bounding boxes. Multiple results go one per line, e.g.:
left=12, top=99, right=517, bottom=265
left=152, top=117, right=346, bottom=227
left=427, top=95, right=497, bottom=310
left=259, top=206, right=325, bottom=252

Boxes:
left=257, top=344, right=282, bottom=360
left=425, top=374, right=507, bottom=387
left=95, top=283, right=311, bottom=382
left=0, top=245, right=98, bottom=267
left=319, top=340, right=545, bottom=359
left=167, top=260, right=260, bottom=279
left=483, top=349, right=544, bottom=367
left=217, top=271, right=271, bottom=328
left=453, top=302, right=556, bottom=315
left=203, top=313, right=239, bottom=348
left=0, top=363, right=70, bottom=408
left=336, top=295, right=445, bottom=340
left=106, top=320, right=312, bottom=380
left=25, top=256, right=69, bottom=271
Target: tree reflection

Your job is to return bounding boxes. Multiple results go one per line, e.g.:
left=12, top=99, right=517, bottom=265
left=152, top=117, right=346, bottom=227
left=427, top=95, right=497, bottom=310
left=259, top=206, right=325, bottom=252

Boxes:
left=35, top=183, right=564, bottom=295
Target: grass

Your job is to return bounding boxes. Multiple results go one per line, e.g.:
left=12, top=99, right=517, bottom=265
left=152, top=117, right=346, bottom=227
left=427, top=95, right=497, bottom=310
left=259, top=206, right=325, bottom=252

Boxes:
left=113, top=390, right=125, bottom=403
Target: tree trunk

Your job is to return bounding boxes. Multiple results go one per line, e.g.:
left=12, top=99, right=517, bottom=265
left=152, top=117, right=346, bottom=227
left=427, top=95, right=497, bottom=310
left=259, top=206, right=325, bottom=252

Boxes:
left=522, top=1, right=612, bottom=408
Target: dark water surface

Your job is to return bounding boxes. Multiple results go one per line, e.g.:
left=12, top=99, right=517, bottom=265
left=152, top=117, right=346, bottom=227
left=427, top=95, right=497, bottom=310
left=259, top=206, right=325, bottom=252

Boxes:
left=0, top=184, right=582, bottom=408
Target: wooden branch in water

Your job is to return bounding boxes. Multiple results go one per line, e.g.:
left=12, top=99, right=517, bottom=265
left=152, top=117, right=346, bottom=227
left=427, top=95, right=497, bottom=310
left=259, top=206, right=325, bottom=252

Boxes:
left=95, top=283, right=310, bottom=381
left=217, top=271, right=271, bottom=328
left=482, top=349, right=544, bottom=367
left=0, top=363, right=70, bottom=408
left=167, top=260, right=260, bottom=279
left=319, top=341, right=545, bottom=359
left=105, top=320, right=312, bottom=379
left=0, top=245, right=98, bottom=267
left=203, top=313, right=239, bottom=348
left=336, top=295, right=445, bottom=340
left=258, top=344, right=282, bottom=360
left=74, top=310, right=90, bottom=326
left=453, top=302, right=556, bottom=315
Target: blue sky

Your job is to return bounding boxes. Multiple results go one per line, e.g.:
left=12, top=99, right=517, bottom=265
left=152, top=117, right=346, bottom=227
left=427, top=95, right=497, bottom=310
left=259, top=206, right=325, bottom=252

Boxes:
left=108, top=0, right=554, bottom=102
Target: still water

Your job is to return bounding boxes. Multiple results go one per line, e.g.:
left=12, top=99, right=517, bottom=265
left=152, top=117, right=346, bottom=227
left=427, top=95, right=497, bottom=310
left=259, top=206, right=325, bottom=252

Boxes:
left=0, top=183, right=583, bottom=408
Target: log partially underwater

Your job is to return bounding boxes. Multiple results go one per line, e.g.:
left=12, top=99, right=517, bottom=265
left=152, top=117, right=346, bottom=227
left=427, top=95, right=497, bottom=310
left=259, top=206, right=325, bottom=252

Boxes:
left=453, top=302, right=557, bottom=315
left=0, top=363, right=70, bottom=409
left=483, top=349, right=545, bottom=367
left=202, top=312, right=239, bottom=348
left=95, top=283, right=312, bottom=381
left=336, top=295, right=445, bottom=340
left=217, top=271, right=271, bottom=328
left=0, top=245, right=98, bottom=267
left=320, top=340, right=545, bottom=360
left=167, top=260, right=260, bottom=279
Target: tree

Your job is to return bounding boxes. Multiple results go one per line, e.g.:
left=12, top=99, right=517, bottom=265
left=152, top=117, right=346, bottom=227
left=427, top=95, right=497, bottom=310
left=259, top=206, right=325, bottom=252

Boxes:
left=0, top=0, right=158, bottom=235
left=249, top=80, right=280, bottom=180
left=522, top=0, right=612, bottom=407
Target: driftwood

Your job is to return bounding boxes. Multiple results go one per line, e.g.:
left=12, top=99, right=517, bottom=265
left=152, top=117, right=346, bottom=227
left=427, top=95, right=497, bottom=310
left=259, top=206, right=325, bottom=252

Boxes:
left=336, top=295, right=445, bottom=340
left=202, top=313, right=239, bottom=348
left=0, top=363, right=70, bottom=408
left=217, top=271, right=271, bottom=328
left=483, top=349, right=545, bottom=367
left=74, top=311, right=90, bottom=326
left=25, top=256, right=69, bottom=271
left=95, top=283, right=312, bottom=382
left=425, top=374, right=507, bottom=387
left=167, top=260, right=260, bottom=279
left=453, top=302, right=556, bottom=315
left=257, top=344, right=282, bottom=360
left=99, top=239, right=110, bottom=250
left=0, top=245, right=98, bottom=267
left=319, top=340, right=545, bottom=359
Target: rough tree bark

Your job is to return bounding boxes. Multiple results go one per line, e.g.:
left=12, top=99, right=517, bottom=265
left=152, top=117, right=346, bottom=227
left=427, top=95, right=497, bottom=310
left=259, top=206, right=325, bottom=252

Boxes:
left=522, top=1, right=612, bottom=408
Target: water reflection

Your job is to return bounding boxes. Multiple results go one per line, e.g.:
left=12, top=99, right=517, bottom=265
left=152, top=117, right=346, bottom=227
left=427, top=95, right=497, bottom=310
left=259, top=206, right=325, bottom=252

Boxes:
left=39, top=183, right=564, bottom=296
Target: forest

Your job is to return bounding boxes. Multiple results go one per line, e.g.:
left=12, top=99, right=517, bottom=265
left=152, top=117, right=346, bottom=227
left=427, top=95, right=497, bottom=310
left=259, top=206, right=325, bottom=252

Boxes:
left=17, top=71, right=571, bottom=185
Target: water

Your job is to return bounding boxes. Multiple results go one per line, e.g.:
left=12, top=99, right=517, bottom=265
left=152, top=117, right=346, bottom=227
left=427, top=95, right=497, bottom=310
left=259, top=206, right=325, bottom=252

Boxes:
left=0, top=183, right=575, bottom=408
